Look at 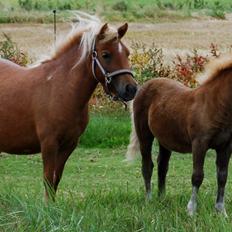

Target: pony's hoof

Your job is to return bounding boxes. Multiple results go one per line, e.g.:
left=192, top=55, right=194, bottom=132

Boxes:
left=187, top=201, right=197, bottom=216
left=215, top=203, right=228, bottom=218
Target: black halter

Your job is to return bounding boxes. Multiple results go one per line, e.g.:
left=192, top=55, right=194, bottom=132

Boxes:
left=91, top=38, right=134, bottom=101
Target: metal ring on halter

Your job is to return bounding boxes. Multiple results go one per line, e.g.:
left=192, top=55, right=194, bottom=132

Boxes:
left=105, top=75, right=112, bottom=84
left=92, top=51, right=97, bottom=59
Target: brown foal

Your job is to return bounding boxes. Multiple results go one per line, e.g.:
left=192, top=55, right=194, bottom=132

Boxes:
left=126, top=55, right=232, bottom=216
left=0, top=17, right=137, bottom=200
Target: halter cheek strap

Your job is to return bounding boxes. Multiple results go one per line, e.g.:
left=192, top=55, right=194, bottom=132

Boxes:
left=91, top=38, right=134, bottom=98
left=91, top=50, right=134, bottom=84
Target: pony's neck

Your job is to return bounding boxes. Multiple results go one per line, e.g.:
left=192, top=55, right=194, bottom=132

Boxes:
left=70, top=56, right=98, bottom=109
left=52, top=40, right=98, bottom=110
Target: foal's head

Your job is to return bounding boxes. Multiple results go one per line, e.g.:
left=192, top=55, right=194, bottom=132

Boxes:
left=92, top=23, right=137, bottom=101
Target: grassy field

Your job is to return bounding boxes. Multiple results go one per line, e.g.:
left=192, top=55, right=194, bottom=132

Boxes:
left=0, top=0, right=232, bottom=23
left=1, top=112, right=232, bottom=231
left=1, top=1, right=232, bottom=231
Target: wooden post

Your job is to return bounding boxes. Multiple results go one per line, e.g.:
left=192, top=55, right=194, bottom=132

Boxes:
left=53, top=10, right=56, bottom=47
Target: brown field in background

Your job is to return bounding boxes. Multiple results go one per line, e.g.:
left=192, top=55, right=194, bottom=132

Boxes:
left=0, top=17, right=232, bottom=62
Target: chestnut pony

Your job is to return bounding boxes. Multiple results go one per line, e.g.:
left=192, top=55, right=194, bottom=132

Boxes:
left=0, top=17, right=137, bottom=200
left=126, top=55, right=232, bottom=216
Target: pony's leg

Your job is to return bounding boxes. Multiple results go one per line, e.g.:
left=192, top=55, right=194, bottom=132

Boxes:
left=53, top=143, right=77, bottom=192
left=157, top=143, right=171, bottom=196
left=187, top=140, right=207, bottom=216
left=215, top=147, right=231, bottom=217
left=41, top=138, right=58, bottom=202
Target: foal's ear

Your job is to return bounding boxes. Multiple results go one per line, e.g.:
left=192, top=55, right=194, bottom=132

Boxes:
left=118, top=23, right=128, bottom=39
left=97, top=23, right=108, bottom=40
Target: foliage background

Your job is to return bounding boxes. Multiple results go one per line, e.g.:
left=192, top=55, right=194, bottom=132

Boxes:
left=0, top=0, right=231, bottom=22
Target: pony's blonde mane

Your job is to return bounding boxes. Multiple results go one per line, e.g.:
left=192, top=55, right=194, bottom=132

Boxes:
left=51, top=11, right=118, bottom=64
left=197, top=54, right=232, bottom=85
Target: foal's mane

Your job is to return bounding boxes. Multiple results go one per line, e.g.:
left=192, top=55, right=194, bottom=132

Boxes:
left=197, top=54, right=232, bottom=85
left=51, top=12, right=118, bottom=64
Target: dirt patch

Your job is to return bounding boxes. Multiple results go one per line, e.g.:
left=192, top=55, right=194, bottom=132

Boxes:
left=0, top=18, right=232, bottom=61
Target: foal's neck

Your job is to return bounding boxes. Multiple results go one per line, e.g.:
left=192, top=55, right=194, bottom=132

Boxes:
left=202, top=70, right=232, bottom=124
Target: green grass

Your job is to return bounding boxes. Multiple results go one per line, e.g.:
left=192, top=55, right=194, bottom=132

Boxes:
left=79, top=111, right=131, bottom=148
left=1, top=112, right=232, bottom=231
left=0, top=0, right=232, bottom=23
left=1, top=147, right=232, bottom=231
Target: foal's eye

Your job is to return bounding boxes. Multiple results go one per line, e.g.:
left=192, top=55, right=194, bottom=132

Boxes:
left=101, top=52, right=111, bottom=60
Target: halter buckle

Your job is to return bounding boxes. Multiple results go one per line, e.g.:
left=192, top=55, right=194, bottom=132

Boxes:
left=92, top=51, right=97, bottom=59
left=106, top=74, right=112, bottom=84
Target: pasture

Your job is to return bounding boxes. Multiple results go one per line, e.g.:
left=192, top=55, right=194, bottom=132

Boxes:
left=1, top=112, right=232, bottom=231
left=1, top=1, right=232, bottom=231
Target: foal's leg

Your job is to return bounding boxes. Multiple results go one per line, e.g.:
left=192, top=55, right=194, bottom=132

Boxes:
left=215, top=147, right=231, bottom=217
left=187, top=140, right=207, bottom=216
left=41, top=138, right=59, bottom=202
left=141, top=136, right=154, bottom=200
left=157, top=143, right=171, bottom=196
left=137, top=123, right=154, bottom=200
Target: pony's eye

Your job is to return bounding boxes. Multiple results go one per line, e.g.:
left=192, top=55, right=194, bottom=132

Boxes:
left=102, top=52, right=111, bottom=60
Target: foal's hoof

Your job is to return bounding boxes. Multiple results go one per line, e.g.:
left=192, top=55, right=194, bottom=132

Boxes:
left=215, top=203, right=228, bottom=218
left=146, top=191, right=152, bottom=201
left=158, top=190, right=166, bottom=198
left=187, top=201, right=197, bottom=216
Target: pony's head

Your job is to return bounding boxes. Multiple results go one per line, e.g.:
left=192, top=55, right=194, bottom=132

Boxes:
left=54, top=13, right=137, bottom=101
left=91, top=23, right=137, bottom=101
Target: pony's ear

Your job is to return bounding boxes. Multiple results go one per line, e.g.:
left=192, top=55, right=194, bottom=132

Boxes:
left=97, top=23, right=108, bottom=40
left=118, top=23, right=128, bottom=39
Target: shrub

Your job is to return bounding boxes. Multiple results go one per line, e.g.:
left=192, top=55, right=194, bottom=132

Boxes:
left=112, top=1, right=128, bottom=12
left=193, top=0, right=206, bottom=9
left=209, top=1, right=225, bottom=19
left=173, top=49, right=208, bottom=87
left=210, top=42, right=220, bottom=57
left=18, top=0, right=33, bottom=11
left=0, top=33, right=30, bottom=66
left=130, top=42, right=224, bottom=88
left=130, top=42, right=171, bottom=83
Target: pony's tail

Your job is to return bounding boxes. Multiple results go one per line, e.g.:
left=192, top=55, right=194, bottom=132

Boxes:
left=125, top=100, right=140, bottom=161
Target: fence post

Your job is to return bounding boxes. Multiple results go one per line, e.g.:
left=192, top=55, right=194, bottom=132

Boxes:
left=53, top=9, right=56, bottom=47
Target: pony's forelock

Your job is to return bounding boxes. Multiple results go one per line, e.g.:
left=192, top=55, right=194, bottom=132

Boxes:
left=52, top=11, right=118, bottom=65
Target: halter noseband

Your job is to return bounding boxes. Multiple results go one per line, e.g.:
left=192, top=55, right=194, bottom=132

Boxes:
left=91, top=38, right=134, bottom=101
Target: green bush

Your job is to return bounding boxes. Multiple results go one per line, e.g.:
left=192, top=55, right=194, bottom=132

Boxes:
left=18, top=0, right=33, bottom=11
left=209, top=1, right=225, bottom=19
left=112, top=1, right=128, bottom=12
left=193, top=0, right=206, bottom=9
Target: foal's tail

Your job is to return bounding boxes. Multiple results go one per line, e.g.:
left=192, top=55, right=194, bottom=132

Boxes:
left=125, top=101, right=140, bottom=161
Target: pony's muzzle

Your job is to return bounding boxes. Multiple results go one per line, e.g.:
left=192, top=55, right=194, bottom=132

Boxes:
left=125, top=84, right=137, bottom=99
left=111, top=74, right=137, bottom=101
left=118, top=83, right=137, bottom=101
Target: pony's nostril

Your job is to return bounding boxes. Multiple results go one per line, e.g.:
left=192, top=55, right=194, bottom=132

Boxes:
left=126, top=84, right=137, bottom=96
